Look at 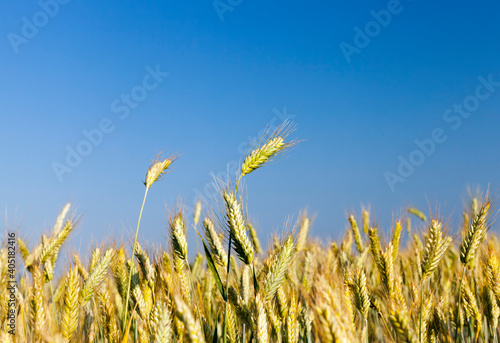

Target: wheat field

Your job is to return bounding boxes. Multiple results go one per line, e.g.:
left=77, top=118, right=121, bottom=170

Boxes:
left=1, top=122, right=499, bottom=343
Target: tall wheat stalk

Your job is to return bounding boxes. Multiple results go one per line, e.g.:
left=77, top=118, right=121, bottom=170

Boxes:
left=419, top=219, right=451, bottom=340
left=220, top=120, right=298, bottom=343
left=455, top=199, right=491, bottom=343
left=122, top=153, right=176, bottom=332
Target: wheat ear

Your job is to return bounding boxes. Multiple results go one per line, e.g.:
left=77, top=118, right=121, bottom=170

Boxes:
left=203, top=217, right=228, bottom=267
left=39, top=220, right=74, bottom=266
left=30, top=265, right=46, bottom=342
left=255, top=294, right=269, bottom=343
left=223, top=192, right=254, bottom=265
left=248, top=222, right=263, bottom=254
left=389, top=309, right=418, bottom=343
left=111, top=247, right=128, bottom=300
left=421, top=220, right=452, bottom=280
left=485, top=249, right=500, bottom=303
left=53, top=202, right=71, bottom=235
left=391, top=220, right=403, bottom=260
left=286, top=291, right=299, bottom=343
left=193, top=199, right=202, bottom=225
left=352, top=268, right=370, bottom=320
left=348, top=214, right=364, bottom=253
left=144, top=153, right=177, bottom=189
left=135, top=242, right=155, bottom=288
left=361, top=208, right=370, bottom=234
left=296, top=214, right=310, bottom=252
left=153, top=302, right=173, bottom=343
left=368, top=227, right=383, bottom=268
left=61, top=267, right=80, bottom=340
left=407, top=207, right=427, bottom=222
left=80, top=249, right=114, bottom=306
left=460, top=201, right=491, bottom=266
left=174, top=295, right=205, bottom=343
left=240, top=120, right=297, bottom=178
left=262, top=235, right=294, bottom=302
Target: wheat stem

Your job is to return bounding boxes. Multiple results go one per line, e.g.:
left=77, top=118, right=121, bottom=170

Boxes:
left=454, top=265, right=466, bottom=343
left=123, top=187, right=149, bottom=332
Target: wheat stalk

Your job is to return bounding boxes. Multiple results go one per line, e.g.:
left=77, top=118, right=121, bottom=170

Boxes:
left=123, top=153, right=178, bottom=331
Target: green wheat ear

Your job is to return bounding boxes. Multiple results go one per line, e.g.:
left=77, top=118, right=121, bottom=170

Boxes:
left=407, top=207, right=427, bottom=222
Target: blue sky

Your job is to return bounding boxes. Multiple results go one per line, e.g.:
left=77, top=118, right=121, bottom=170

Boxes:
left=1, top=1, right=500, bottom=256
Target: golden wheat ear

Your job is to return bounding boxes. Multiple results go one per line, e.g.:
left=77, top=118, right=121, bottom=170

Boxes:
left=460, top=199, right=493, bottom=266
left=193, top=199, right=202, bottom=225
left=240, top=120, right=298, bottom=177
left=295, top=211, right=310, bottom=252
left=61, top=267, right=80, bottom=341
left=169, top=212, right=188, bottom=261
left=255, top=294, right=269, bottom=343
left=174, top=295, right=205, bottom=342
left=421, top=219, right=452, bottom=280
left=348, top=214, right=364, bottom=253
left=144, top=153, right=178, bottom=189
left=262, top=235, right=294, bottom=302
left=223, top=191, right=254, bottom=266
left=247, top=222, right=262, bottom=255
left=203, top=217, right=228, bottom=267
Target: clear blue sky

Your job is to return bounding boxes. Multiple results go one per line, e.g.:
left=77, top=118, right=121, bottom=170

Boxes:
left=1, top=1, right=500, bottom=256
